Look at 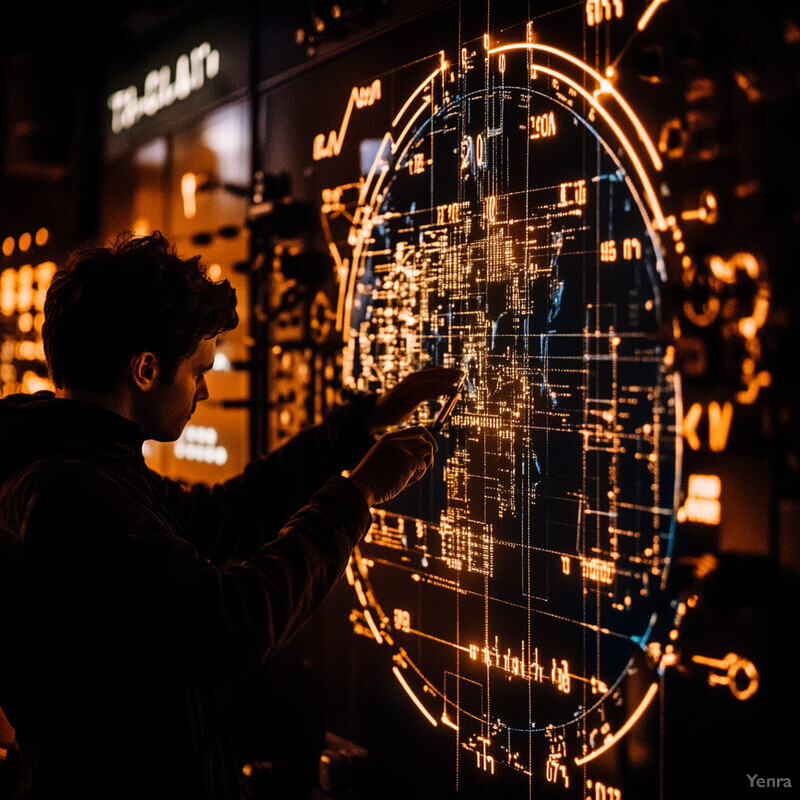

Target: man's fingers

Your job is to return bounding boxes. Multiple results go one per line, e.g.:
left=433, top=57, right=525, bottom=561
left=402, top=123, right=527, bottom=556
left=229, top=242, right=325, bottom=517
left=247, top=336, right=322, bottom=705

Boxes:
left=367, top=367, right=464, bottom=433
left=414, top=424, right=438, bottom=451
left=408, top=367, right=463, bottom=395
left=392, top=368, right=462, bottom=401
left=387, top=424, right=437, bottom=451
left=387, top=427, right=436, bottom=485
left=351, top=420, right=444, bottom=506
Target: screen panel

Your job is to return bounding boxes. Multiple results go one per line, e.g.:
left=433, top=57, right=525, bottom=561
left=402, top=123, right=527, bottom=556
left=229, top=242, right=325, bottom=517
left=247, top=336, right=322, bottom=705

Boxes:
left=256, top=1, right=797, bottom=797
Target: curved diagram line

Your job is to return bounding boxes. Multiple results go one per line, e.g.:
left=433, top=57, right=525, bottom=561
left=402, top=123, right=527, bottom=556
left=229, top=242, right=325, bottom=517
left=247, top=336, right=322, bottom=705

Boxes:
left=574, top=681, right=659, bottom=765
left=487, top=44, right=667, bottom=232
left=488, top=42, right=663, bottom=172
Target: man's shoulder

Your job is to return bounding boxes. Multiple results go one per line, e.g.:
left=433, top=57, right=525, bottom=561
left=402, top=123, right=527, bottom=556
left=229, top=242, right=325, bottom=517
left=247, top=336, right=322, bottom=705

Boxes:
left=4, top=454, right=104, bottom=488
left=1, top=454, right=175, bottom=548
left=0, top=455, right=133, bottom=519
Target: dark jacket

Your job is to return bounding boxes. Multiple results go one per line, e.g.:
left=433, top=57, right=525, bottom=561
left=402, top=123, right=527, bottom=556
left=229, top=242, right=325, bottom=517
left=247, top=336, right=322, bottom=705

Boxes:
left=0, top=391, right=374, bottom=799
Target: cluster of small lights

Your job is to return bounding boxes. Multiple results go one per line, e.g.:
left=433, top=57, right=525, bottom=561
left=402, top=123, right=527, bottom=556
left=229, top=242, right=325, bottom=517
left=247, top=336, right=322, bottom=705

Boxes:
left=2, top=228, right=49, bottom=258
left=1, top=262, right=56, bottom=327
left=173, top=424, right=228, bottom=465
left=0, top=343, right=51, bottom=396
left=1, top=229, right=55, bottom=396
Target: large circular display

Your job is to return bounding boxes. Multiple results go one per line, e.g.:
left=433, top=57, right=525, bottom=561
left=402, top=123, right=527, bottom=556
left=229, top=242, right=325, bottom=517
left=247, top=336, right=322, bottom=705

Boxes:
left=341, top=42, right=680, bottom=788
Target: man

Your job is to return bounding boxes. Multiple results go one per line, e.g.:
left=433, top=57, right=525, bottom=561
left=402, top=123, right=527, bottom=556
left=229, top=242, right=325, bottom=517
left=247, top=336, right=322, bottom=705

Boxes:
left=0, top=232, right=460, bottom=799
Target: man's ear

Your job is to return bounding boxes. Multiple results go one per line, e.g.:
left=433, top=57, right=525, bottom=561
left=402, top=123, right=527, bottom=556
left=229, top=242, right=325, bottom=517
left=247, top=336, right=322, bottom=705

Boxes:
left=129, top=351, right=160, bottom=391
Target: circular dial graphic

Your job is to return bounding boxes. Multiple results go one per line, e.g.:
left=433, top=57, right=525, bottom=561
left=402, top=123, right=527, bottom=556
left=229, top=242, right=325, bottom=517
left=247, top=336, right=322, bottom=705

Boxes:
left=339, top=42, right=680, bottom=785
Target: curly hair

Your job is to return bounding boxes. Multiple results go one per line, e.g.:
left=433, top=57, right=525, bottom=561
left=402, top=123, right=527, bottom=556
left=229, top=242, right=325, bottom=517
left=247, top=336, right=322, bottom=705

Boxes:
left=43, top=231, right=239, bottom=391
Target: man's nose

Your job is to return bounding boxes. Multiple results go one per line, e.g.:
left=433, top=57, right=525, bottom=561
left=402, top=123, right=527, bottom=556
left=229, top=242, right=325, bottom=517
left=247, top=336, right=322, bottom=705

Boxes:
left=196, top=376, right=210, bottom=403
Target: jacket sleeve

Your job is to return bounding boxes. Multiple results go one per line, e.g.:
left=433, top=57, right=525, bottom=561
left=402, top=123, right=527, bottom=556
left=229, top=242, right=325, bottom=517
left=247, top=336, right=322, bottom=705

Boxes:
left=155, top=394, right=377, bottom=563
left=20, top=464, right=372, bottom=685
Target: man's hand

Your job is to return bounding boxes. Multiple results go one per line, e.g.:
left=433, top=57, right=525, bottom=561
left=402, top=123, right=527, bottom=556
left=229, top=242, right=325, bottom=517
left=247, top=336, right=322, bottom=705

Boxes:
left=364, top=366, right=463, bottom=434
left=348, top=426, right=438, bottom=507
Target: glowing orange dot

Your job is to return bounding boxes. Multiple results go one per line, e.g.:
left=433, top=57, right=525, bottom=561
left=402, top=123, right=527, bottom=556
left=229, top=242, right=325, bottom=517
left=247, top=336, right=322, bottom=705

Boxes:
left=35, top=228, right=49, bottom=247
left=18, top=232, right=32, bottom=252
left=2, top=237, right=14, bottom=257
left=18, top=312, right=33, bottom=333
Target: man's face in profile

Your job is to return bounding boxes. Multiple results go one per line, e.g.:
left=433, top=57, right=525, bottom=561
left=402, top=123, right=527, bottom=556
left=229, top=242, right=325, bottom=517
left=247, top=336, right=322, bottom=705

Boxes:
left=139, top=337, right=217, bottom=442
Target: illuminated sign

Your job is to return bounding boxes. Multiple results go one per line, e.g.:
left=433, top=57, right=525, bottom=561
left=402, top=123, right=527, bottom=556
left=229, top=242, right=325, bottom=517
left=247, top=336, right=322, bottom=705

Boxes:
left=677, top=473, right=722, bottom=525
left=107, top=43, right=220, bottom=134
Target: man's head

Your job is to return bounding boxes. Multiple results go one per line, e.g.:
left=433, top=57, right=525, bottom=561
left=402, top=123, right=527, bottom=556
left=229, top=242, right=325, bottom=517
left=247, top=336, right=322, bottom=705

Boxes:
left=43, top=231, right=238, bottom=439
